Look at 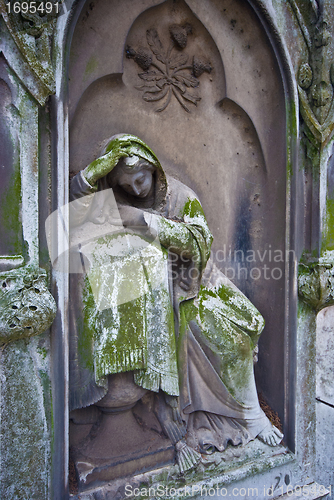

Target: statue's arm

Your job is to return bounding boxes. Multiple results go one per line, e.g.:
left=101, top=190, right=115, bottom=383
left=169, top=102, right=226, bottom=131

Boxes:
left=144, top=196, right=213, bottom=269
left=69, top=170, right=98, bottom=227
left=70, top=170, right=98, bottom=201
left=82, top=138, right=132, bottom=186
left=210, top=278, right=265, bottom=345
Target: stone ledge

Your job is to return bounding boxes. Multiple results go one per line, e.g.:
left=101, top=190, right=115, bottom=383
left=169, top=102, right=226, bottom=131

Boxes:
left=70, top=441, right=294, bottom=499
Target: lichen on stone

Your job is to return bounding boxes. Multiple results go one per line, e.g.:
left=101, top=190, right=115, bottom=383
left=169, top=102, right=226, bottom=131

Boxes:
left=0, top=265, right=56, bottom=345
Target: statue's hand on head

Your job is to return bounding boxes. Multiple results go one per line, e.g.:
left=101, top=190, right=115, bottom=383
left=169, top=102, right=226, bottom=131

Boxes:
left=83, top=138, right=132, bottom=187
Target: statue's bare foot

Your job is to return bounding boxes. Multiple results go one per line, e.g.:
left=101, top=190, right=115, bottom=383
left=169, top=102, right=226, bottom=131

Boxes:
left=258, top=424, right=283, bottom=446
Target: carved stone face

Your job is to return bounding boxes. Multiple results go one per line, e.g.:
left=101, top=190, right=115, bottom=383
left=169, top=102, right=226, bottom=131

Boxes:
left=0, top=267, right=56, bottom=345
left=117, top=163, right=154, bottom=198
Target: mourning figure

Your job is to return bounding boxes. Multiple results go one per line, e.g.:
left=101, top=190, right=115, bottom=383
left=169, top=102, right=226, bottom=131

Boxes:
left=68, top=134, right=283, bottom=478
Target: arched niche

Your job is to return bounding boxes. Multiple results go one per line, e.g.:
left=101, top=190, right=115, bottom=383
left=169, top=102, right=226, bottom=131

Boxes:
left=51, top=0, right=296, bottom=495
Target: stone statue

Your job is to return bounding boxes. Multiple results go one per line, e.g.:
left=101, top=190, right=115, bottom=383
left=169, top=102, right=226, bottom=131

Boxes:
left=68, top=134, right=283, bottom=480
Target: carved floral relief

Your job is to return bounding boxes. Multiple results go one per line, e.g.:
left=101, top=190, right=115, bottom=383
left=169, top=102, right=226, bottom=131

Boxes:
left=289, top=0, right=334, bottom=144
left=126, top=24, right=212, bottom=112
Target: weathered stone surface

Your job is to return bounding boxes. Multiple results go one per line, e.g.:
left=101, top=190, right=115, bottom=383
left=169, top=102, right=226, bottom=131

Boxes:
left=288, top=0, right=334, bottom=144
left=316, top=400, right=334, bottom=490
left=0, top=0, right=60, bottom=104
left=0, top=335, right=51, bottom=499
left=0, top=56, right=21, bottom=259
left=70, top=439, right=293, bottom=499
left=2, top=0, right=334, bottom=497
left=68, top=0, right=287, bottom=428
left=70, top=377, right=175, bottom=491
left=68, top=133, right=282, bottom=485
left=316, top=306, right=334, bottom=406
left=298, top=257, right=334, bottom=311
left=0, top=266, right=57, bottom=345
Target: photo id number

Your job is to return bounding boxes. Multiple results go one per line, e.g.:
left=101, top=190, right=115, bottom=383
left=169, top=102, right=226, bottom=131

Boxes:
left=6, top=2, right=60, bottom=15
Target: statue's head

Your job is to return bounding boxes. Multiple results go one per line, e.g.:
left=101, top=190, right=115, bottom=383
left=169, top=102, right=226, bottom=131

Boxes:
left=113, top=156, right=156, bottom=199
left=102, top=133, right=167, bottom=209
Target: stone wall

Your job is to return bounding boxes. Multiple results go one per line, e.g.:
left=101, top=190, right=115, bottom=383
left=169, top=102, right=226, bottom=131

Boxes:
left=0, top=0, right=333, bottom=498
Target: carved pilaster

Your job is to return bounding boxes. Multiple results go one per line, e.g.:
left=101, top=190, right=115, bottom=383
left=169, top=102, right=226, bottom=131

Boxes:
left=289, top=0, right=334, bottom=145
left=289, top=1, right=334, bottom=285
left=0, top=4, right=59, bottom=497
left=0, top=0, right=62, bottom=104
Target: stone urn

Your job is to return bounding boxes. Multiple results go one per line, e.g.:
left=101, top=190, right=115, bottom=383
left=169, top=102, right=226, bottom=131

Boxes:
left=72, top=371, right=174, bottom=490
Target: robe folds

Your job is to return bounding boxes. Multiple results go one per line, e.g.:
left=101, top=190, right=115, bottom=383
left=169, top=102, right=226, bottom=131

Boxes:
left=69, top=135, right=269, bottom=450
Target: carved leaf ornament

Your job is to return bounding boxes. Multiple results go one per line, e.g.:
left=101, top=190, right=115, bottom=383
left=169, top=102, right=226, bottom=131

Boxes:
left=289, top=0, right=334, bottom=144
left=126, top=24, right=212, bottom=113
left=0, top=0, right=62, bottom=103
left=0, top=267, right=57, bottom=345
left=298, top=258, right=334, bottom=311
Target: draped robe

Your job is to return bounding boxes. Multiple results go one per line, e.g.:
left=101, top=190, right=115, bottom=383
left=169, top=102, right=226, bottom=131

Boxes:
left=69, top=149, right=268, bottom=451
